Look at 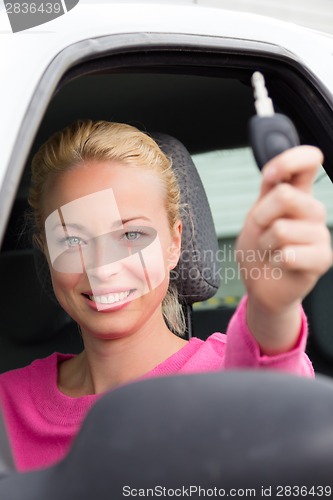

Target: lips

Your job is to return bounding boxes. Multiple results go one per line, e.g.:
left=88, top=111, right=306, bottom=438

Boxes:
left=82, top=288, right=136, bottom=307
left=89, top=290, right=131, bottom=305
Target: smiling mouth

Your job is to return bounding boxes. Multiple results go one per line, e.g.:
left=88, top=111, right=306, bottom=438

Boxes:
left=83, top=289, right=135, bottom=305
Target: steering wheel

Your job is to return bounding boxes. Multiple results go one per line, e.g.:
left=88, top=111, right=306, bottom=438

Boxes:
left=0, top=371, right=333, bottom=498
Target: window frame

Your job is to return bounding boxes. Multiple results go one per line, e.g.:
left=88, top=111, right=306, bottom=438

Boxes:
left=2, top=31, right=333, bottom=245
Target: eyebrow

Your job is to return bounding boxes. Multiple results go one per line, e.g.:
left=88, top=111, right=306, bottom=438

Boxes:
left=115, top=216, right=152, bottom=227
left=52, top=222, right=85, bottom=231
left=52, top=217, right=152, bottom=231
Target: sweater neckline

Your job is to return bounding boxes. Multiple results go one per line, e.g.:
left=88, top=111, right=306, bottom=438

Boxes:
left=30, top=337, right=204, bottom=426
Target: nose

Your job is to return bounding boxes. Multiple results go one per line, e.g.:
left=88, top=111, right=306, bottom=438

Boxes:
left=86, top=263, right=122, bottom=283
left=82, top=234, right=126, bottom=281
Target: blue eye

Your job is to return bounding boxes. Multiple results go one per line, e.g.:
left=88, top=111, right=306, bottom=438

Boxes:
left=124, top=231, right=142, bottom=241
left=66, top=236, right=85, bottom=247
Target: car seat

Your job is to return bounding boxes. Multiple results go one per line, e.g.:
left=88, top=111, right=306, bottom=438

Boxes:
left=0, top=133, right=221, bottom=374
left=302, top=267, right=333, bottom=376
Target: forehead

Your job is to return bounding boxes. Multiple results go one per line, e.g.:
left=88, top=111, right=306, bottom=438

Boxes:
left=42, top=160, right=165, bottom=220
left=45, top=187, right=123, bottom=237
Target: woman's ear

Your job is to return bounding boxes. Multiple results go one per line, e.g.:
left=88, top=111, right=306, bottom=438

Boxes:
left=168, top=220, right=182, bottom=270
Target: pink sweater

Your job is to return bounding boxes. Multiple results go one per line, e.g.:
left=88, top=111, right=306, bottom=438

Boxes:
left=0, top=297, right=313, bottom=472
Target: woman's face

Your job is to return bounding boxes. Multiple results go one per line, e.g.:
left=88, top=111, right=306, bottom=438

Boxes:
left=42, top=160, right=181, bottom=339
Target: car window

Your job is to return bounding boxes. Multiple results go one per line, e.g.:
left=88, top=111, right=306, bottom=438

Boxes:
left=1, top=33, right=333, bottom=374
left=193, top=147, right=333, bottom=311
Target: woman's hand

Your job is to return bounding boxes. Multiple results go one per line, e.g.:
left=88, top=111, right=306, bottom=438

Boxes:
left=236, top=146, right=333, bottom=355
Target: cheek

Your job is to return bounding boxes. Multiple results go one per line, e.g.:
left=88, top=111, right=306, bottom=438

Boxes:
left=140, top=237, right=169, bottom=292
left=50, top=269, right=82, bottom=296
left=45, top=244, right=83, bottom=295
left=122, top=236, right=168, bottom=293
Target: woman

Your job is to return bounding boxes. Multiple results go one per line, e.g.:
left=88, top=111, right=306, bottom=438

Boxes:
left=0, top=120, right=331, bottom=471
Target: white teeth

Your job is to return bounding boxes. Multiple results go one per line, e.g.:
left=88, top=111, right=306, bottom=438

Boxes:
left=89, top=290, right=131, bottom=304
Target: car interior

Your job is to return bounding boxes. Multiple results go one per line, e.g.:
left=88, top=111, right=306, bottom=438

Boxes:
left=0, top=127, right=223, bottom=480
left=1, top=44, right=333, bottom=382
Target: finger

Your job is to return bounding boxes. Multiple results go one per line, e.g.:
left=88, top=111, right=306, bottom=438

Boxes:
left=271, top=245, right=333, bottom=274
left=253, top=183, right=327, bottom=228
left=259, top=145, right=323, bottom=198
left=258, top=220, right=331, bottom=252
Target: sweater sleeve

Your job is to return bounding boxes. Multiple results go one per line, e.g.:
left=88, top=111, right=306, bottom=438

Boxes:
left=224, top=296, right=314, bottom=377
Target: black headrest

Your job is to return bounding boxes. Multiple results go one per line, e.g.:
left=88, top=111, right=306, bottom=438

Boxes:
left=34, top=133, right=220, bottom=305
left=1, top=371, right=333, bottom=497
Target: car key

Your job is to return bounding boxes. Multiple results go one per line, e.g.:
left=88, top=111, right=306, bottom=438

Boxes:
left=249, top=71, right=300, bottom=171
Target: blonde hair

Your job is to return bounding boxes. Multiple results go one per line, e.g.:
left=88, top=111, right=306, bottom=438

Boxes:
left=28, top=120, right=185, bottom=335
